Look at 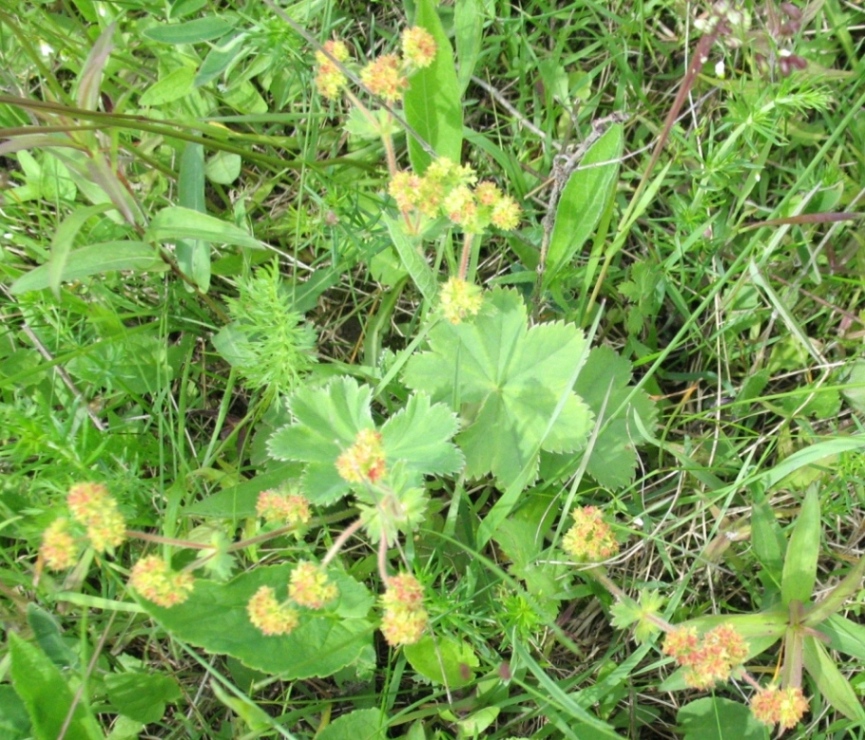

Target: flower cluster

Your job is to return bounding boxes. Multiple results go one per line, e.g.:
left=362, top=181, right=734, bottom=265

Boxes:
left=389, top=158, right=521, bottom=234
left=247, top=561, right=337, bottom=637
left=129, top=556, right=195, bottom=608
left=40, top=482, right=128, bottom=571
left=314, top=40, right=350, bottom=100
left=335, top=428, right=387, bottom=484
left=439, top=277, right=483, bottom=324
left=256, top=490, right=311, bottom=527
left=750, top=685, right=809, bottom=730
left=380, top=572, right=428, bottom=646
left=662, top=623, right=749, bottom=690
left=314, top=27, right=436, bottom=103
left=67, top=482, right=127, bottom=552
left=562, top=506, right=619, bottom=563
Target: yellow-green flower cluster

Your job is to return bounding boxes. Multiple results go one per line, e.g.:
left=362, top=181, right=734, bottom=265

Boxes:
left=129, top=556, right=195, bottom=608
left=662, top=623, right=750, bottom=690
left=380, top=572, right=428, bottom=646
left=256, top=490, right=311, bottom=527
left=439, top=277, right=483, bottom=324
left=67, top=482, right=127, bottom=552
left=40, top=482, right=128, bottom=572
left=314, top=40, right=350, bottom=100
left=388, top=158, right=521, bottom=233
left=313, top=27, right=436, bottom=103
left=749, top=685, right=809, bottom=730
left=335, top=428, right=387, bottom=484
left=562, top=506, right=619, bottom=563
left=247, top=561, right=338, bottom=637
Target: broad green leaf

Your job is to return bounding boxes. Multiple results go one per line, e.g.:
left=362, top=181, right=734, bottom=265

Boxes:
left=205, top=151, right=241, bottom=185
left=384, top=215, right=437, bottom=304
left=403, top=635, right=478, bottom=688
left=139, top=66, right=195, bottom=106
left=143, top=17, right=235, bottom=44
left=804, top=552, right=865, bottom=626
left=0, top=685, right=30, bottom=740
left=194, top=32, right=249, bottom=87
left=821, top=614, right=865, bottom=661
left=27, top=604, right=78, bottom=669
left=403, top=288, right=593, bottom=488
left=802, top=636, right=865, bottom=721
left=176, top=141, right=209, bottom=291
left=138, top=566, right=374, bottom=679
left=404, top=0, right=463, bottom=171
left=318, top=708, right=388, bottom=740
left=545, top=124, right=623, bottom=288
left=183, top=463, right=303, bottom=520
left=453, top=0, right=483, bottom=94
left=380, top=393, right=463, bottom=476
left=104, top=672, right=181, bottom=724
left=146, top=206, right=264, bottom=250
left=10, top=241, right=162, bottom=294
left=46, top=203, right=114, bottom=295
left=781, top=486, right=821, bottom=607
left=8, top=632, right=103, bottom=740
left=677, top=697, right=768, bottom=740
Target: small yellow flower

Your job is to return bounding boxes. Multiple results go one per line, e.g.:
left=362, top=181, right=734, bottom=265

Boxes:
left=67, top=482, right=126, bottom=552
left=562, top=506, right=619, bottom=563
left=314, top=40, right=350, bottom=100
left=288, top=561, right=338, bottom=609
left=129, top=556, right=195, bottom=608
left=381, top=604, right=428, bottom=646
left=335, top=428, right=387, bottom=484
left=256, top=490, right=311, bottom=526
left=750, top=686, right=808, bottom=730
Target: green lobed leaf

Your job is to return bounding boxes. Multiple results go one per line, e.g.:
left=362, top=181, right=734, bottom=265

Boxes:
left=404, top=0, right=463, bottom=171
left=104, top=672, right=181, bottom=724
left=545, top=124, right=623, bottom=288
left=317, top=708, right=388, bottom=740
left=10, top=241, right=163, bottom=294
left=380, top=393, right=463, bottom=477
left=541, top=345, right=656, bottom=489
left=781, top=485, right=821, bottom=607
left=403, top=288, right=593, bottom=488
left=403, top=635, right=479, bottom=688
left=145, top=206, right=264, bottom=250
left=138, top=565, right=374, bottom=679
left=802, top=635, right=865, bottom=721
left=143, top=17, right=236, bottom=44
left=8, top=632, right=103, bottom=740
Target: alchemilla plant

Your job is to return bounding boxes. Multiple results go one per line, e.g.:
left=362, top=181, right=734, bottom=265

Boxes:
left=5, top=0, right=865, bottom=737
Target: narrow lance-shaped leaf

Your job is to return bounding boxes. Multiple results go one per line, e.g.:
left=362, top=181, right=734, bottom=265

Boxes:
left=803, top=552, right=865, bottom=626
left=176, top=141, right=210, bottom=291
left=781, top=485, right=821, bottom=607
left=545, top=123, right=623, bottom=289
left=404, top=0, right=463, bottom=171
left=802, top=635, right=865, bottom=721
